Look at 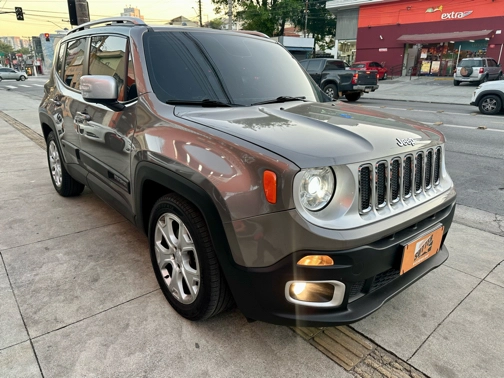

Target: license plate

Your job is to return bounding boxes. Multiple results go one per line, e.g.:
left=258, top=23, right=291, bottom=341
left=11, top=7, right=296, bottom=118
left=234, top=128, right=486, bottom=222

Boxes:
left=400, top=225, right=444, bottom=275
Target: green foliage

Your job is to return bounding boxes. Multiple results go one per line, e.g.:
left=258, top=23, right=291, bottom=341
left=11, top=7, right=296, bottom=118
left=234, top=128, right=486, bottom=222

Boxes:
left=292, top=0, right=336, bottom=51
left=16, top=47, right=30, bottom=55
left=207, top=18, right=224, bottom=29
left=0, top=41, right=14, bottom=55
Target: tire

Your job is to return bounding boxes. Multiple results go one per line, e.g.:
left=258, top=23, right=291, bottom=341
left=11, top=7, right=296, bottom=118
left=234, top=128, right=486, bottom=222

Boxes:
left=323, top=83, right=339, bottom=100
left=46, top=132, right=85, bottom=196
left=480, top=75, right=488, bottom=85
left=149, top=193, right=234, bottom=321
left=460, top=67, right=473, bottom=77
left=497, top=72, right=503, bottom=81
left=345, top=92, right=361, bottom=102
left=0, top=77, right=2, bottom=82
left=453, top=80, right=460, bottom=86
left=20, top=76, right=26, bottom=81
left=478, top=95, right=502, bottom=115
left=382, top=73, right=387, bottom=80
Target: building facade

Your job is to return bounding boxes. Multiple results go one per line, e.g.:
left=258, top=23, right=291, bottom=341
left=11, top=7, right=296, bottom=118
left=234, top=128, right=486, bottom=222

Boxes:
left=328, top=0, right=504, bottom=76
left=121, top=6, right=144, bottom=20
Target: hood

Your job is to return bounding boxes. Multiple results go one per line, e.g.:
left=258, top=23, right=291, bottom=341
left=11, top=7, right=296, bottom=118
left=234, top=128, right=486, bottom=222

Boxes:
left=175, top=101, right=444, bottom=168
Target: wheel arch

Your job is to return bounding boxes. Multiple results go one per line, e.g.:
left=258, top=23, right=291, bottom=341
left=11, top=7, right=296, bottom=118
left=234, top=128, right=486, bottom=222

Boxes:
left=39, top=112, right=56, bottom=141
left=476, top=90, right=504, bottom=105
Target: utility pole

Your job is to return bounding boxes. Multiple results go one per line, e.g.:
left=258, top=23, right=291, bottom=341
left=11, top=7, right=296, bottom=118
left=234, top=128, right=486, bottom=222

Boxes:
left=304, top=0, right=308, bottom=38
left=198, top=0, right=202, bottom=27
left=228, top=0, right=232, bottom=30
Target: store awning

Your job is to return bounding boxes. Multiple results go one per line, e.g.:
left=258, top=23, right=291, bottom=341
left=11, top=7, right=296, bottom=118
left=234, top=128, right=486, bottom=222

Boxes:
left=397, top=30, right=493, bottom=44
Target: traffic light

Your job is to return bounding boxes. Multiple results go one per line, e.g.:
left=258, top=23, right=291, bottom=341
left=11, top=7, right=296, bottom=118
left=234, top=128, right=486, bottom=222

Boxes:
left=15, top=7, right=24, bottom=21
left=44, top=33, right=50, bottom=42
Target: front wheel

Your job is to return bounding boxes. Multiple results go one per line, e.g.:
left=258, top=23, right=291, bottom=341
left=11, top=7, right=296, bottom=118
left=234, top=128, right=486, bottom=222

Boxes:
left=20, top=76, right=26, bottom=81
left=478, top=95, right=502, bottom=115
left=46, top=132, right=85, bottom=196
left=323, top=84, right=339, bottom=100
left=382, top=73, right=387, bottom=80
left=0, top=77, right=3, bottom=82
left=149, top=193, right=233, bottom=321
left=345, top=92, right=361, bottom=102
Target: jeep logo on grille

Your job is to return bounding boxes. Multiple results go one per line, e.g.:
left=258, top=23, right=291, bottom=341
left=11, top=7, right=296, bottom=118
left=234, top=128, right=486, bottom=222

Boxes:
left=396, top=138, right=416, bottom=147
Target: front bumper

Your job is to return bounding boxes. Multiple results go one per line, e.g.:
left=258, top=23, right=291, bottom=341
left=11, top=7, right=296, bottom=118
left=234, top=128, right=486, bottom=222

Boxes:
left=228, top=201, right=456, bottom=327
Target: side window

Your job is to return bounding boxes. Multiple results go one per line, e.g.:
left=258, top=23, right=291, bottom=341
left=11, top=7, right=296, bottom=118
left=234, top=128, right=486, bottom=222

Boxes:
left=306, top=60, right=321, bottom=71
left=89, top=35, right=128, bottom=100
left=63, top=38, right=87, bottom=89
left=55, top=43, right=65, bottom=79
left=487, top=59, right=495, bottom=67
left=482, top=59, right=487, bottom=67
left=299, top=61, right=308, bottom=69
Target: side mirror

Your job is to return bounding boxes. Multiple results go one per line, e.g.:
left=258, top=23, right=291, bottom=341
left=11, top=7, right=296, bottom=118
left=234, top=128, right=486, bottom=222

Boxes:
left=80, top=75, right=125, bottom=111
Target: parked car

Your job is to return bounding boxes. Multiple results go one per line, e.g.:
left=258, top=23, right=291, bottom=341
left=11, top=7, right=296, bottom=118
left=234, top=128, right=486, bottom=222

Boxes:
left=300, top=58, right=379, bottom=102
left=39, top=17, right=456, bottom=327
left=0, top=67, right=28, bottom=82
left=470, top=80, right=504, bottom=115
left=351, top=61, right=388, bottom=80
left=454, top=57, right=502, bottom=86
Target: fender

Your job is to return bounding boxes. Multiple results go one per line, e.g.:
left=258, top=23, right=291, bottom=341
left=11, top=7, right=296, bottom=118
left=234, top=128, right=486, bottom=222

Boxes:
left=133, top=161, right=262, bottom=313
left=475, top=90, right=504, bottom=105
left=39, top=110, right=57, bottom=140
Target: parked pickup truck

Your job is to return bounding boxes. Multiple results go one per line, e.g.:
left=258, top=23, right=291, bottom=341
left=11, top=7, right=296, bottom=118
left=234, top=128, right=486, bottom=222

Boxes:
left=300, top=58, right=378, bottom=102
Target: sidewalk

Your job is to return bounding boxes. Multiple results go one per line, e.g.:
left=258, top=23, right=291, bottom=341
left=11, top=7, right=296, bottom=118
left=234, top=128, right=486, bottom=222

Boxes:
left=364, top=76, right=477, bottom=105
left=1, top=90, right=503, bottom=377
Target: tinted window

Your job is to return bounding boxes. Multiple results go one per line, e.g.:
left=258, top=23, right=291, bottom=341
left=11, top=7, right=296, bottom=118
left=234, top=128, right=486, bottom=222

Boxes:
left=306, top=60, right=322, bottom=71
left=325, top=61, right=346, bottom=70
left=89, top=36, right=128, bottom=99
left=63, top=38, right=86, bottom=89
left=143, top=32, right=325, bottom=106
left=351, top=64, right=366, bottom=68
left=458, top=59, right=483, bottom=68
left=55, top=43, right=65, bottom=79
left=487, top=59, right=495, bottom=67
left=299, top=61, right=308, bottom=69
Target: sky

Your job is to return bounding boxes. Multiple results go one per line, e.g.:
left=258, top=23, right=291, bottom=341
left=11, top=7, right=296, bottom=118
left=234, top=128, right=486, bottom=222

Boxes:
left=0, top=0, right=219, bottom=37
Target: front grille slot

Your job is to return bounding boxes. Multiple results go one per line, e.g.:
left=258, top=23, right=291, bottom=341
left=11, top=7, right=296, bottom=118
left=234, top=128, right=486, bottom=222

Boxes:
left=390, top=159, right=400, bottom=203
left=369, top=268, right=400, bottom=293
left=403, top=155, right=412, bottom=199
left=359, top=165, right=372, bottom=213
left=415, top=153, right=423, bottom=194
left=376, top=162, right=387, bottom=208
left=434, top=147, right=441, bottom=185
left=425, top=150, right=433, bottom=189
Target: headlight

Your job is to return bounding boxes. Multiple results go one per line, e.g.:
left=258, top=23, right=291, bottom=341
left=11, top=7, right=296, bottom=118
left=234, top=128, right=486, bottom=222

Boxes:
left=299, top=167, right=335, bottom=211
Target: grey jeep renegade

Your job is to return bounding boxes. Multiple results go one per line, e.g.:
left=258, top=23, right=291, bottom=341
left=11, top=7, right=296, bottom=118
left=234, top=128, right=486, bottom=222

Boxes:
left=39, top=17, right=456, bottom=326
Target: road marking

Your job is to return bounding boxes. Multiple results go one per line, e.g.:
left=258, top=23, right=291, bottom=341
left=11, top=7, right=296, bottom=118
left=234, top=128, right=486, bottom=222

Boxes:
left=424, top=122, right=504, bottom=133
left=5, top=85, right=17, bottom=89
left=19, top=84, right=31, bottom=87
left=362, top=105, right=500, bottom=119
left=32, top=84, right=44, bottom=87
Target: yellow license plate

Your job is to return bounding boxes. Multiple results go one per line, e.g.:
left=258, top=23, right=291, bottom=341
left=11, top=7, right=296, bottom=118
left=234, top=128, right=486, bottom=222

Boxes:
left=400, top=225, right=444, bottom=275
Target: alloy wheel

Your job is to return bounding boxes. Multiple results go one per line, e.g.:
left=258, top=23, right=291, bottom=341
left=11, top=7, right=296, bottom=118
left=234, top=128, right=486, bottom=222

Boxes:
left=154, top=213, right=200, bottom=304
left=48, top=140, right=62, bottom=187
left=325, top=88, right=334, bottom=98
left=481, top=98, right=497, bottom=112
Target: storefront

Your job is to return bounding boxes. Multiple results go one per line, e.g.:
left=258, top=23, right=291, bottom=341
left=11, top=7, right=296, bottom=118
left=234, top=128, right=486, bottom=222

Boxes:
left=329, top=0, right=504, bottom=76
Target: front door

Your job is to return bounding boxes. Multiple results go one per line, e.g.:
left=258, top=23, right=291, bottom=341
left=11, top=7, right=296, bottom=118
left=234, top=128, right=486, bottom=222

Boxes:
left=74, top=35, right=137, bottom=207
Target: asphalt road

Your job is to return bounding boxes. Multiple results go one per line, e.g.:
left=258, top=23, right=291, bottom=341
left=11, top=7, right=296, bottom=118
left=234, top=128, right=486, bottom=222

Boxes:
left=3, top=80, right=502, bottom=217
left=350, top=98, right=504, bottom=217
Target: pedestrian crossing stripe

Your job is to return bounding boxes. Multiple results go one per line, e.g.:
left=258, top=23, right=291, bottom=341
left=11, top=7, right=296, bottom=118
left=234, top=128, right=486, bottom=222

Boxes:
left=33, top=84, right=44, bottom=87
left=6, top=85, right=16, bottom=89
left=19, top=85, right=30, bottom=87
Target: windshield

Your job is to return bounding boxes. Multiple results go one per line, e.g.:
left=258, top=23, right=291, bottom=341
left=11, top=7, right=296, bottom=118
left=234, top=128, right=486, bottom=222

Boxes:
left=143, top=31, right=326, bottom=106
left=458, top=60, right=483, bottom=68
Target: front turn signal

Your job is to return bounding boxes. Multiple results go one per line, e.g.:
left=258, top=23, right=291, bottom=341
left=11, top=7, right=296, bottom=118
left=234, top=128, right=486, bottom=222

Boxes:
left=263, top=170, right=277, bottom=204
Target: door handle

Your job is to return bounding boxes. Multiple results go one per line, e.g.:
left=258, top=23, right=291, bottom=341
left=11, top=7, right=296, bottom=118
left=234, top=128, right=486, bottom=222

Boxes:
left=75, top=111, right=91, bottom=122
left=50, top=98, right=62, bottom=107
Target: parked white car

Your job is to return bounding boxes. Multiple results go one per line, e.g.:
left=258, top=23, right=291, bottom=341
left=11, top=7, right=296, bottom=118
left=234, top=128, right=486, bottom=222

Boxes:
left=0, top=67, right=28, bottom=82
left=470, top=81, right=504, bottom=115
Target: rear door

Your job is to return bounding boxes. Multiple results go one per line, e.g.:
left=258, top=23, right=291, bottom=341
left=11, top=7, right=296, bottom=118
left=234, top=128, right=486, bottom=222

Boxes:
left=487, top=59, right=498, bottom=79
left=305, top=60, right=323, bottom=85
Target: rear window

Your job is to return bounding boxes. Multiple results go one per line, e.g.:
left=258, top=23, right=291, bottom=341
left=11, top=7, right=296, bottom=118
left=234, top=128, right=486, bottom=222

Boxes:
left=458, top=59, right=483, bottom=68
left=351, top=64, right=366, bottom=68
left=325, top=61, right=346, bottom=70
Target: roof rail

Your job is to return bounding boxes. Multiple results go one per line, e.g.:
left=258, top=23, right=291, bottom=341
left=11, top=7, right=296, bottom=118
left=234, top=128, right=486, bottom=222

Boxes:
left=66, top=17, right=147, bottom=36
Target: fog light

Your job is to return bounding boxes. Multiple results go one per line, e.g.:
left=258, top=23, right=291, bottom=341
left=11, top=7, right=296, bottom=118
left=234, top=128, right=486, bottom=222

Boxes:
left=286, top=280, right=345, bottom=307
left=297, top=255, right=334, bottom=266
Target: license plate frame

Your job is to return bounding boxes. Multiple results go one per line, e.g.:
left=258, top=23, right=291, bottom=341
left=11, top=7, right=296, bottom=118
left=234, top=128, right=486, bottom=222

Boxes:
left=400, top=225, right=444, bottom=275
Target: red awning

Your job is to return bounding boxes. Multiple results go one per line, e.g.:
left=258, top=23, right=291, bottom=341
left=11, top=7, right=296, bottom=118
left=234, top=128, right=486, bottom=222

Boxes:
left=397, top=30, right=493, bottom=44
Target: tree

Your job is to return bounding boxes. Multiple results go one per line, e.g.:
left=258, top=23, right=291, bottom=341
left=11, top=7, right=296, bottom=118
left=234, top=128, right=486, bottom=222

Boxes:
left=292, top=0, right=336, bottom=51
left=16, top=47, right=30, bottom=55
left=211, top=0, right=302, bottom=37
left=0, top=41, right=14, bottom=55
left=207, top=18, right=224, bottom=29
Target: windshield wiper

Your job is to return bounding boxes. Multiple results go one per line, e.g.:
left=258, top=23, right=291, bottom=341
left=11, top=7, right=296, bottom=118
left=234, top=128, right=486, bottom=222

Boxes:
left=251, top=96, right=307, bottom=106
left=165, top=99, right=241, bottom=107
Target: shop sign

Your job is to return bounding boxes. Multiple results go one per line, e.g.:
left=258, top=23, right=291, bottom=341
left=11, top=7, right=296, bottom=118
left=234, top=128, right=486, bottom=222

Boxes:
left=425, top=6, right=473, bottom=20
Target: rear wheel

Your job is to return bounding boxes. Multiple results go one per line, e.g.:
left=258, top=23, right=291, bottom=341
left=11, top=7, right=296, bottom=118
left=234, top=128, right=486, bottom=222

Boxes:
left=345, top=92, right=361, bottom=102
left=478, top=95, right=502, bottom=115
left=480, top=75, right=488, bottom=84
left=453, top=80, right=460, bottom=86
left=149, top=193, right=233, bottom=321
left=46, top=132, right=85, bottom=196
left=323, top=84, right=339, bottom=100
left=382, top=73, right=387, bottom=80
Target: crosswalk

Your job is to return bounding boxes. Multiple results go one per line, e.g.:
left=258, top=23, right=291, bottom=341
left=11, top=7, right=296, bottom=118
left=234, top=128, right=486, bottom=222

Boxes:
left=0, top=83, right=44, bottom=90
